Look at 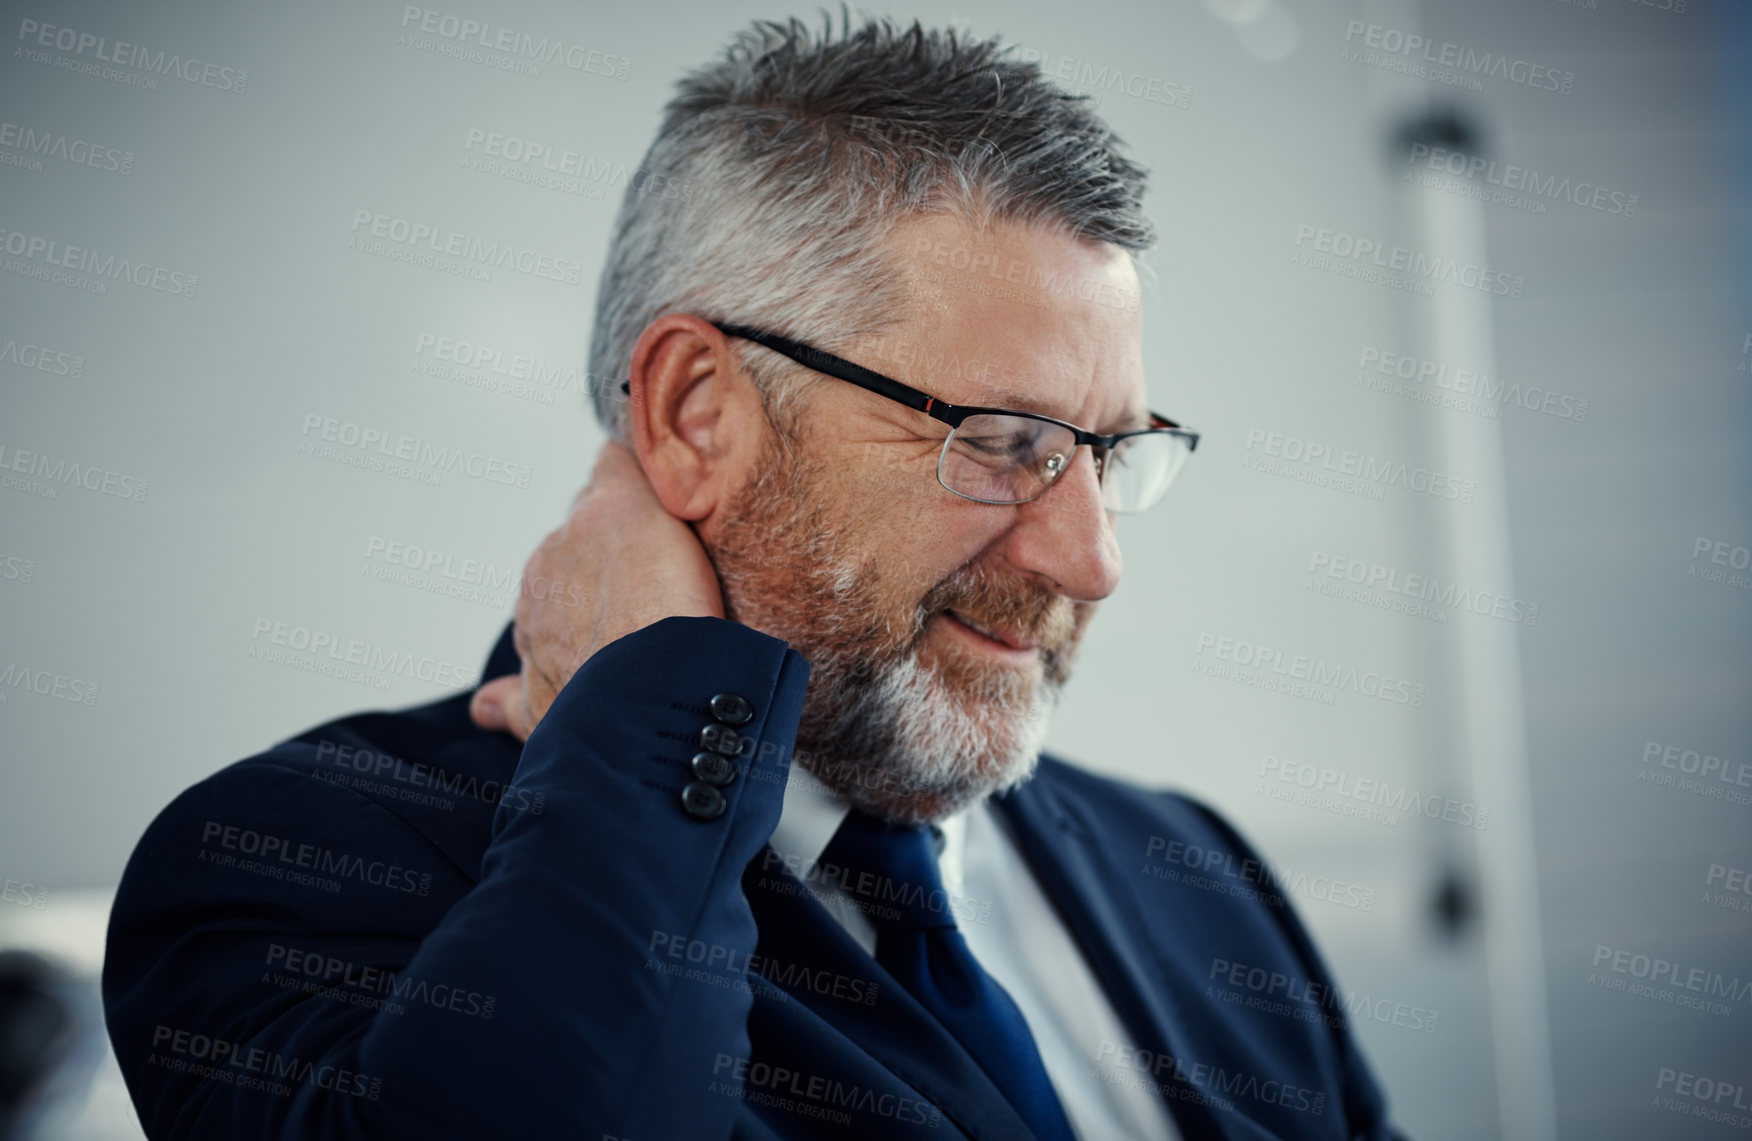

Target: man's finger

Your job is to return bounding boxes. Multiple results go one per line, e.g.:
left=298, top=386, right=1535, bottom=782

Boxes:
left=469, top=676, right=521, bottom=733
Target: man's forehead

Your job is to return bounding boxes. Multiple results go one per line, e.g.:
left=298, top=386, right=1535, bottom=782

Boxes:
left=879, top=213, right=1147, bottom=428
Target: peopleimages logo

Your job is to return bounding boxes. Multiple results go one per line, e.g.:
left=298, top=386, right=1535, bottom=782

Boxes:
left=1340, top=22, right=1575, bottom=95
left=314, top=739, right=545, bottom=816
left=1193, top=632, right=1426, bottom=707
left=0, top=554, right=36, bottom=585
left=412, top=332, right=612, bottom=402
left=398, top=7, right=630, bottom=80
left=0, top=121, right=133, bottom=174
left=297, top=414, right=533, bottom=489
left=1011, top=46, right=1191, bottom=110
left=15, top=18, right=249, bottom=92
left=1405, top=144, right=1637, bottom=217
left=149, top=1024, right=380, bottom=1101
left=348, top=210, right=584, bottom=285
left=710, top=1054, right=942, bottom=1127
left=248, top=617, right=480, bottom=691
left=1356, top=347, right=1589, bottom=422
left=1308, top=549, right=1539, bottom=626
left=361, top=535, right=525, bottom=609
left=1257, top=753, right=1489, bottom=830
left=0, top=332, right=85, bottom=378
left=200, top=820, right=434, bottom=897
left=1208, top=957, right=1440, bottom=1035
left=1654, top=1068, right=1752, bottom=1131
left=1143, top=835, right=1377, bottom=912
left=1244, top=429, right=1476, bottom=504
left=264, top=943, right=495, bottom=1020
left=1689, top=537, right=1752, bottom=591
left=0, top=442, right=149, bottom=502
left=0, top=663, right=99, bottom=706
left=364, top=536, right=519, bottom=591
left=1589, top=944, right=1752, bottom=1015
left=461, top=130, right=691, bottom=202
left=1095, top=1041, right=1327, bottom=1116
left=1293, top=225, right=1525, bottom=299
left=0, top=225, right=197, bottom=297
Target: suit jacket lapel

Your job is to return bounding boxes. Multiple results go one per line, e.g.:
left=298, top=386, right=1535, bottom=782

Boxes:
left=742, top=854, right=1038, bottom=1141
left=992, top=778, right=1244, bottom=1141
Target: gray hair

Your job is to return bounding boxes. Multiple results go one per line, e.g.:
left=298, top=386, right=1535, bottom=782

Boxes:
left=587, top=11, right=1155, bottom=441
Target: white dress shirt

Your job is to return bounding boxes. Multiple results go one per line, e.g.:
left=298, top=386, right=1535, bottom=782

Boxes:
left=768, top=764, right=1181, bottom=1141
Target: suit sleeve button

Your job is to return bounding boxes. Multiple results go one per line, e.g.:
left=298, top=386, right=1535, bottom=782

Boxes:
left=680, top=781, right=727, bottom=820
left=691, top=751, right=737, bottom=787
left=699, top=724, right=747, bottom=756
left=709, top=693, right=754, bottom=725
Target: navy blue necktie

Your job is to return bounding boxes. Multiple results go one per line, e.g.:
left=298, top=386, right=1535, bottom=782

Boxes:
left=821, top=809, right=1078, bottom=1141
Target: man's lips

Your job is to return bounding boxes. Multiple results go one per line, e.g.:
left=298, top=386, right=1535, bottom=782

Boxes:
left=943, top=609, right=1039, bottom=652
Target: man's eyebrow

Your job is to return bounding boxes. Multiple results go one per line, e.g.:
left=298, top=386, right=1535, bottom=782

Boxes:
left=1116, top=406, right=1152, bottom=433
left=957, top=388, right=1153, bottom=433
left=956, top=387, right=1054, bottom=416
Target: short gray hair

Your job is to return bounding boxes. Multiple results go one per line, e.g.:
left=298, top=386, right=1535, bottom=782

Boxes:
left=587, top=12, right=1155, bottom=440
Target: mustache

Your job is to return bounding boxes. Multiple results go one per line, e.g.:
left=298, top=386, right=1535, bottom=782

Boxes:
left=913, top=561, right=1077, bottom=656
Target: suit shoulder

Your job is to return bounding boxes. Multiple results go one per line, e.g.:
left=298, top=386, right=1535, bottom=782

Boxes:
left=1028, top=753, right=1348, bottom=1002
left=111, top=691, right=522, bottom=933
left=1028, top=752, right=1260, bottom=854
left=233, top=689, right=521, bottom=836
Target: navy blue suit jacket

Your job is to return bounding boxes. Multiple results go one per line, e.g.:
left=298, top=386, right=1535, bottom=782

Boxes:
left=104, top=617, right=1405, bottom=1139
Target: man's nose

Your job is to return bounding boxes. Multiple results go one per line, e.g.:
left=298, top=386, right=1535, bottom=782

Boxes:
left=1001, top=447, right=1122, bottom=602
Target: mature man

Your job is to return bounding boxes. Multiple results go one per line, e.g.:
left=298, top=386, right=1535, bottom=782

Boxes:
left=104, top=16, right=1406, bottom=1141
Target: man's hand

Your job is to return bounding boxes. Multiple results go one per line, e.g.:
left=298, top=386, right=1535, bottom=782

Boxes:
left=469, top=441, right=724, bottom=740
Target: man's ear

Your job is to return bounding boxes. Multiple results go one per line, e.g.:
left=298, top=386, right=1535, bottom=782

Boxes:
left=625, top=314, right=765, bottom=522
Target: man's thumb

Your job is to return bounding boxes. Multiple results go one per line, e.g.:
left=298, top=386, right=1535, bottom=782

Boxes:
left=469, top=676, right=520, bottom=733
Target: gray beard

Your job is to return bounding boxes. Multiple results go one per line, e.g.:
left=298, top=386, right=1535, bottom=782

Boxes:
left=708, top=433, right=1067, bottom=825
left=788, top=571, right=1063, bottom=825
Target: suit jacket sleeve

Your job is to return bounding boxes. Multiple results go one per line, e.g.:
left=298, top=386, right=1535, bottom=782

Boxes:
left=102, top=615, right=810, bottom=1141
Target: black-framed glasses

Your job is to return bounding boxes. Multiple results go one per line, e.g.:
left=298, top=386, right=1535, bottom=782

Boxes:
left=622, top=322, right=1200, bottom=513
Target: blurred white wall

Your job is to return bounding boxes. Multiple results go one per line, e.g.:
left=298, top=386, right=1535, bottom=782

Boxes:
left=1, top=1, right=1747, bottom=1138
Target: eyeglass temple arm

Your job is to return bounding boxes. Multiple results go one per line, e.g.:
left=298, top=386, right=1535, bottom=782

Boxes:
left=713, top=323, right=950, bottom=417
left=1146, top=412, right=1200, bottom=452
left=616, top=323, right=951, bottom=420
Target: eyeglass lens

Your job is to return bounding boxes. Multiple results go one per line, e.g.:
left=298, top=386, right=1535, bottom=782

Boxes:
left=939, top=413, right=1191, bottom=513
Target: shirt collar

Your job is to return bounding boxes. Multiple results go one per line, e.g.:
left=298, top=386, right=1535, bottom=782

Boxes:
left=770, top=763, right=971, bottom=898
